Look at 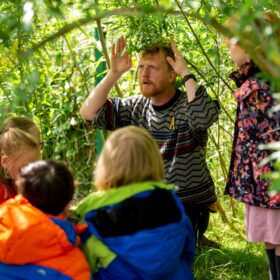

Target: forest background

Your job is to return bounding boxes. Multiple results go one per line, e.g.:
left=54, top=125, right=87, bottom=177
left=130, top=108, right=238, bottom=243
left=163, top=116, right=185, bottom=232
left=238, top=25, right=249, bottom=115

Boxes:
left=0, top=0, right=279, bottom=279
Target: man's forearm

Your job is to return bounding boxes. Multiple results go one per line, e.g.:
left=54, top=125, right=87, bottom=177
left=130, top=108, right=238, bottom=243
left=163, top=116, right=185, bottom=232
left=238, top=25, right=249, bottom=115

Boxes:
left=80, top=70, right=122, bottom=121
left=181, top=71, right=197, bottom=103
left=167, top=38, right=197, bottom=102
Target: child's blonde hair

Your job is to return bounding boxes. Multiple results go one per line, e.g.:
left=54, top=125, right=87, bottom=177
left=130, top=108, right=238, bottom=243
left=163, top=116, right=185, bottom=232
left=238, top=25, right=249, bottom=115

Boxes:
left=0, top=128, right=41, bottom=178
left=2, top=116, right=41, bottom=145
left=94, top=126, right=164, bottom=190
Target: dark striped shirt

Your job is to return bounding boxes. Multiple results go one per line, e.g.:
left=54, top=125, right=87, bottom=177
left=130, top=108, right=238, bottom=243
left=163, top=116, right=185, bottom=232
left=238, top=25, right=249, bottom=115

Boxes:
left=92, top=87, right=220, bottom=204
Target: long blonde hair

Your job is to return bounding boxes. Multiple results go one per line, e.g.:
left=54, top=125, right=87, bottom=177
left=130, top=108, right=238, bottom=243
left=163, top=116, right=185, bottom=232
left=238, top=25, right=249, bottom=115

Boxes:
left=2, top=116, right=41, bottom=146
left=94, top=126, right=164, bottom=190
left=0, top=127, right=41, bottom=179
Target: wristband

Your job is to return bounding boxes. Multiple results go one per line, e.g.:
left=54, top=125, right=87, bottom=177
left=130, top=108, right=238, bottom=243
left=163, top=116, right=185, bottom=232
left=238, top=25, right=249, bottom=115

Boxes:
left=182, top=74, right=197, bottom=85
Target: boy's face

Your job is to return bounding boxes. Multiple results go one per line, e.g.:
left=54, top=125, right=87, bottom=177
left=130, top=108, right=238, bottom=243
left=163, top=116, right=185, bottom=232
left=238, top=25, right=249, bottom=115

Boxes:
left=138, top=51, right=176, bottom=98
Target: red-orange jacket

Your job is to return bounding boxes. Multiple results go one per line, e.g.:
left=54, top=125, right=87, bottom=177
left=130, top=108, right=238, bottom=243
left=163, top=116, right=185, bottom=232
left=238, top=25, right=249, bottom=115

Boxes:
left=0, top=195, right=91, bottom=280
left=0, top=180, right=16, bottom=204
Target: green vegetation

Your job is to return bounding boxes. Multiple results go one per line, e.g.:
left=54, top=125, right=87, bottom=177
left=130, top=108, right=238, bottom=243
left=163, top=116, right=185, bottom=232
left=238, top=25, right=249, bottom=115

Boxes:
left=195, top=198, right=268, bottom=279
left=0, top=1, right=279, bottom=278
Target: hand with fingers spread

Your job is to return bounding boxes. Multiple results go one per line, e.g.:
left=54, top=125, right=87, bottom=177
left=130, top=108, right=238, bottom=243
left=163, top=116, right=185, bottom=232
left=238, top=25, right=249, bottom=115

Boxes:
left=166, top=37, right=190, bottom=77
left=80, top=36, right=132, bottom=121
left=110, top=37, right=132, bottom=76
left=166, top=37, right=197, bottom=101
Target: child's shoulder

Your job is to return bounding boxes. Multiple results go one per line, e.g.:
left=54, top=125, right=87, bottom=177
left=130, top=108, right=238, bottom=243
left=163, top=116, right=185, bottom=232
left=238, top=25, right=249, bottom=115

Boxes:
left=234, top=76, right=270, bottom=101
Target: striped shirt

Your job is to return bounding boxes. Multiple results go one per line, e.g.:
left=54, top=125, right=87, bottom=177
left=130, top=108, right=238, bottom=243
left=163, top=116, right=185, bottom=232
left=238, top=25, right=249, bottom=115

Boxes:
left=91, top=86, right=220, bottom=205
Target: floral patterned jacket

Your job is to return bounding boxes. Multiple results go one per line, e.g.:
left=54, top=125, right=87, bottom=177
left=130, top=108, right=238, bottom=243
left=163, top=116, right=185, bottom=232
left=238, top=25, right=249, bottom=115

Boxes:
left=224, top=67, right=280, bottom=208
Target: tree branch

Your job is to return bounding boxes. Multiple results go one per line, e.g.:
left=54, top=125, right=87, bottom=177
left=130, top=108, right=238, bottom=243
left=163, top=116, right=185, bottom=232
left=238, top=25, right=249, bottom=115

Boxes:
left=96, top=19, right=122, bottom=97
left=18, top=6, right=199, bottom=57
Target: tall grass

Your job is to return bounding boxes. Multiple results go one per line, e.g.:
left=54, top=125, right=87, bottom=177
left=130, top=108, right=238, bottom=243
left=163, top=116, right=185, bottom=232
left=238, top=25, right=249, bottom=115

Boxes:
left=193, top=197, right=268, bottom=280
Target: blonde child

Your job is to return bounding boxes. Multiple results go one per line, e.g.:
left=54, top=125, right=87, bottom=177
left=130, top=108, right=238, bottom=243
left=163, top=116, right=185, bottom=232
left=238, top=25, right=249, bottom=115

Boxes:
left=75, top=126, right=195, bottom=280
left=0, top=160, right=91, bottom=279
left=0, top=127, right=41, bottom=203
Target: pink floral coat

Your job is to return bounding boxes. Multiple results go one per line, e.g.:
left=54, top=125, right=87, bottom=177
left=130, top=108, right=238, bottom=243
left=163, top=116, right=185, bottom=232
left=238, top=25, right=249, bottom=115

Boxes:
left=225, top=76, right=280, bottom=208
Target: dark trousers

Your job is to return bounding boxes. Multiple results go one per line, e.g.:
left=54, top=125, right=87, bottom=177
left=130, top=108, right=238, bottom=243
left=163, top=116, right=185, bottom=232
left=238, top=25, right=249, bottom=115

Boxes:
left=183, top=203, right=210, bottom=242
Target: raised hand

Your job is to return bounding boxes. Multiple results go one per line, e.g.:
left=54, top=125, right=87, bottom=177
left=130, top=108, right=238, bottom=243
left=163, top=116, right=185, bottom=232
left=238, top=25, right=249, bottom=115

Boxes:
left=166, top=37, right=190, bottom=77
left=110, top=37, right=132, bottom=76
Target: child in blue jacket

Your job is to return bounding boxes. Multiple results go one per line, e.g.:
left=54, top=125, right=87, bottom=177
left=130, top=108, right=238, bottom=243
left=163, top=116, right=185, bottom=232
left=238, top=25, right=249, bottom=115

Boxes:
left=75, top=126, right=195, bottom=280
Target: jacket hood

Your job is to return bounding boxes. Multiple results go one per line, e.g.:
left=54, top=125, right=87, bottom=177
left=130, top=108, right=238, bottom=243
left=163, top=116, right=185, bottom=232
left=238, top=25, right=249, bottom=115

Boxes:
left=102, top=217, right=193, bottom=279
left=78, top=182, right=195, bottom=279
left=74, top=181, right=176, bottom=219
left=0, top=195, right=73, bottom=265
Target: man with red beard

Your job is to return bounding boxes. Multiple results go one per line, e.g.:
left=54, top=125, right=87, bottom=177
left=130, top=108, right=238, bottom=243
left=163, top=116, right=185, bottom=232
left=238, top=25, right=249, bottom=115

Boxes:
left=80, top=37, right=220, bottom=248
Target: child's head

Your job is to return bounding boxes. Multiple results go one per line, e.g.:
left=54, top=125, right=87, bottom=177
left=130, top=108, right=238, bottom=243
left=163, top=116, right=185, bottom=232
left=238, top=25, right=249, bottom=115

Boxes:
left=224, top=16, right=250, bottom=67
left=227, top=39, right=250, bottom=67
left=0, top=128, right=41, bottom=180
left=94, top=126, right=164, bottom=190
left=2, top=116, right=42, bottom=147
left=225, top=12, right=279, bottom=67
left=16, top=160, right=75, bottom=216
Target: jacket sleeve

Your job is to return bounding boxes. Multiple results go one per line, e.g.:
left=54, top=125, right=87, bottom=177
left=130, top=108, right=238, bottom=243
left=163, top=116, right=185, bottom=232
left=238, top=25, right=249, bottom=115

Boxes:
left=82, top=235, right=117, bottom=273
left=186, top=86, right=220, bottom=132
left=62, top=250, right=92, bottom=280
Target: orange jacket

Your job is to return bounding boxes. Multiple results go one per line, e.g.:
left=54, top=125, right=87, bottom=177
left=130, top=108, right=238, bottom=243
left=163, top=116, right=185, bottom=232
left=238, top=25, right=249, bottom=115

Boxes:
left=0, top=195, right=91, bottom=280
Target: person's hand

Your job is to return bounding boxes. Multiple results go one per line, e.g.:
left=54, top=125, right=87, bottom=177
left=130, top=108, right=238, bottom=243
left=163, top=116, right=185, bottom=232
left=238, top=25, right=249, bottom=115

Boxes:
left=166, top=37, right=190, bottom=77
left=270, top=192, right=280, bottom=204
left=110, top=37, right=132, bottom=76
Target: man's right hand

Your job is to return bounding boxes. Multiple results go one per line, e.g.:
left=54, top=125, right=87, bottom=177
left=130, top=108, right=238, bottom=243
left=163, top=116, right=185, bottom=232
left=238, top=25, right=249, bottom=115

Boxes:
left=110, top=37, right=132, bottom=76
left=80, top=37, right=132, bottom=121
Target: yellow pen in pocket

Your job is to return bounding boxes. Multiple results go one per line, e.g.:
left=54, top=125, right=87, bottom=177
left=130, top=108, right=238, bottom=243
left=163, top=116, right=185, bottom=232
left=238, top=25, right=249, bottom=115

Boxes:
left=169, top=116, right=175, bottom=130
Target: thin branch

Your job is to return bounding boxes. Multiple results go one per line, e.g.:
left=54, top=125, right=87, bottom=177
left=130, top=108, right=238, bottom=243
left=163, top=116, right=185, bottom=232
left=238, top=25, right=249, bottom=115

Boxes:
left=96, top=19, right=122, bottom=97
left=64, top=35, right=91, bottom=95
left=0, top=83, right=6, bottom=95
left=208, top=132, right=237, bottom=218
left=186, top=58, right=235, bottom=124
left=174, top=0, right=233, bottom=92
left=208, top=132, right=228, bottom=180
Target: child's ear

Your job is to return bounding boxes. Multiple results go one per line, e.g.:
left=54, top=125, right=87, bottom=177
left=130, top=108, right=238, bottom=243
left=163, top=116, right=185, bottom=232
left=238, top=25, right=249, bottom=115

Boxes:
left=1, top=155, right=9, bottom=169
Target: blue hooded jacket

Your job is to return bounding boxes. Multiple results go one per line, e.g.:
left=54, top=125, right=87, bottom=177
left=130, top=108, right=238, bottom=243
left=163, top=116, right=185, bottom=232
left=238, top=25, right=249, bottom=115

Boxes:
left=75, top=181, right=195, bottom=280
